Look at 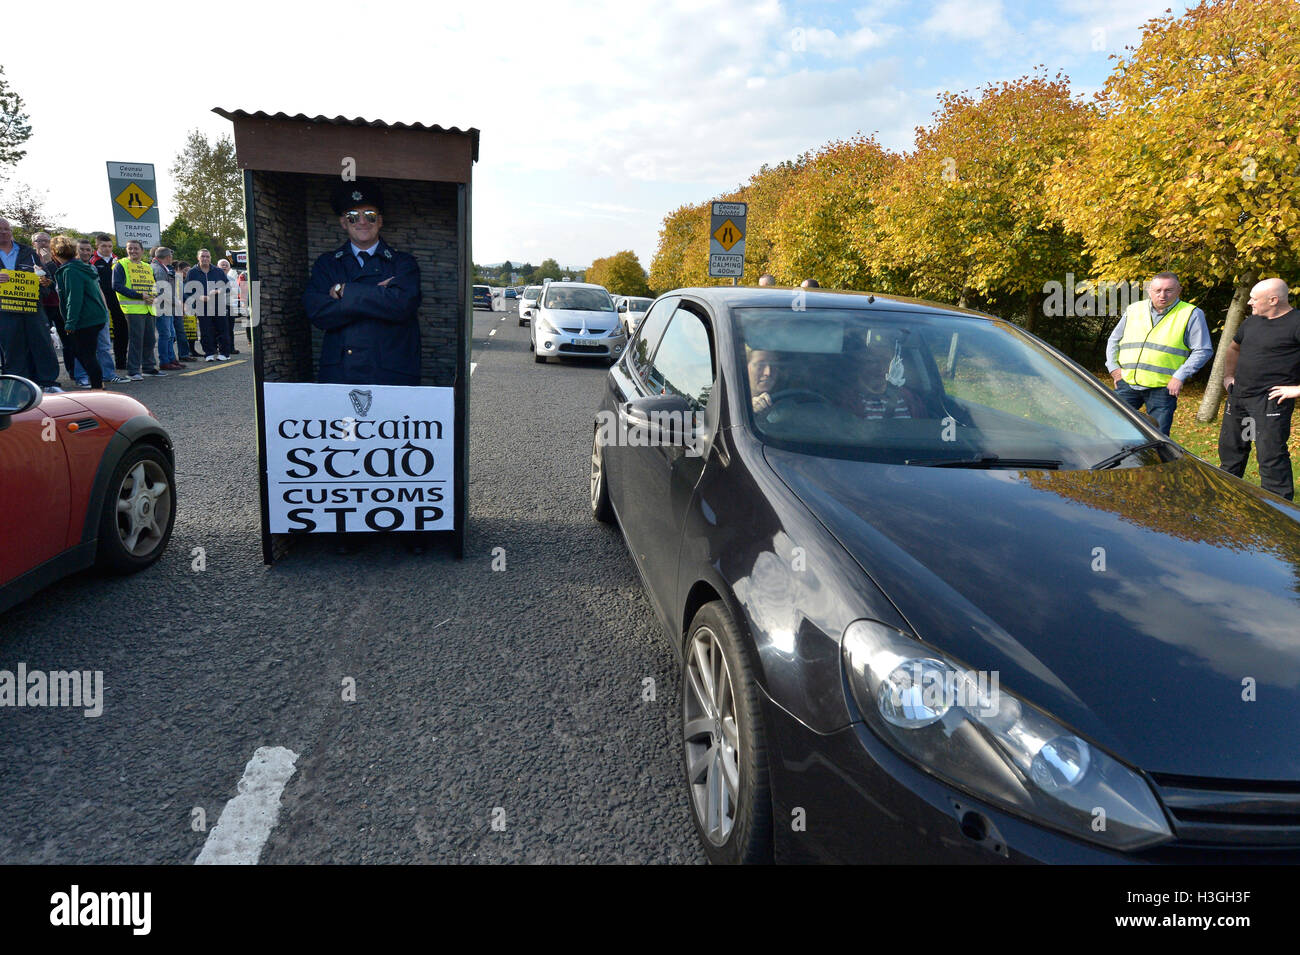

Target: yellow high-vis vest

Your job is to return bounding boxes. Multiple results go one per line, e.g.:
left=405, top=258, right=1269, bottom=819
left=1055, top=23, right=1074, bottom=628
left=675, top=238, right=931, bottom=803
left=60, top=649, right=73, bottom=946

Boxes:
left=116, top=259, right=155, bottom=315
left=1117, top=299, right=1196, bottom=388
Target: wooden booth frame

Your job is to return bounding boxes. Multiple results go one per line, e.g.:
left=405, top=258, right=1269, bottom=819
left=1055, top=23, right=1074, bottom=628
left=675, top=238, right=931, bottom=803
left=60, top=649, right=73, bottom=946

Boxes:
left=215, top=110, right=480, bottom=562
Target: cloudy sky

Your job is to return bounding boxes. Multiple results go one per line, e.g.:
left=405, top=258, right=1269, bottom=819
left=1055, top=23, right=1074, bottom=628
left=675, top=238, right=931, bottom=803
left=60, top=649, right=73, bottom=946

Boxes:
left=4, top=0, right=1186, bottom=269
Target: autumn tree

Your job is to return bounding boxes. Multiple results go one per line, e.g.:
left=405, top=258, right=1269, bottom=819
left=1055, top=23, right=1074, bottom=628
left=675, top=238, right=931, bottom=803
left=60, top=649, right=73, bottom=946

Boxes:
left=0, top=66, right=32, bottom=170
left=0, top=183, right=60, bottom=235
left=586, top=249, right=651, bottom=296
left=159, top=216, right=210, bottom=262
left=767, top=136, right=896, bottom=289
left=649, top=201, right=711, bottom=292
left=1046, top=0, right=1300, bottom=421
left=170, top=130, right=244, bottom=253
left=867, top=72, right=1091, bottom=331
left=529, top=258, right=564, bottom=283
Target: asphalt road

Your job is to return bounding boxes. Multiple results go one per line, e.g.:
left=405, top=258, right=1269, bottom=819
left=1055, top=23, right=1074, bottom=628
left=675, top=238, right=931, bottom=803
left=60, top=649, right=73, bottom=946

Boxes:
left=0, top=302, right=705, bottom=863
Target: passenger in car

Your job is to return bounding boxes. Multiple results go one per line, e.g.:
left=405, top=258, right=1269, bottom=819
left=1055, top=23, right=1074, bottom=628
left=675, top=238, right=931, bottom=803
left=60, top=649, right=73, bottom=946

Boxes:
left=841, top=341, right=924, bottom=420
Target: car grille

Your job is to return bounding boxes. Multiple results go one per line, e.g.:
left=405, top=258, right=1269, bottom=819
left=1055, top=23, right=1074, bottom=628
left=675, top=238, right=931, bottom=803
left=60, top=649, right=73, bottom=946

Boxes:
left=1151, top=773, right=1300, bottom=847
left=561, top=326, right=584, bottom=333
left=559, top=344, right=607, bottom=354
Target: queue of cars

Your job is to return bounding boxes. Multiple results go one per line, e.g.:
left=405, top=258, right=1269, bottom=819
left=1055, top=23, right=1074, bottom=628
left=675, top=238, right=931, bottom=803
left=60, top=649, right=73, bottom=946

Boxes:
left=0, top=373, right=176, bottom=614
left=591, top=285, right=1300, bottom=864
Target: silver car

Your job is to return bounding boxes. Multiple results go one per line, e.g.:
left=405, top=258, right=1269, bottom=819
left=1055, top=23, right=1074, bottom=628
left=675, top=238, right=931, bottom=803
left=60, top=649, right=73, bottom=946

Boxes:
left=616, top=295, right=654, bottom=336
left=518, top=285, right=543, bottom=326
left=529, top=282, right=627, bottom=365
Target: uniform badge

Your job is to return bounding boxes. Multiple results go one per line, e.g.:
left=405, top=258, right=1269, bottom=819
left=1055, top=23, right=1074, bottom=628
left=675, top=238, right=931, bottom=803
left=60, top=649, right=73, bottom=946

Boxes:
left=351, top=190, right=363, bottom=202
left=348, top=388, right=374, bottom=417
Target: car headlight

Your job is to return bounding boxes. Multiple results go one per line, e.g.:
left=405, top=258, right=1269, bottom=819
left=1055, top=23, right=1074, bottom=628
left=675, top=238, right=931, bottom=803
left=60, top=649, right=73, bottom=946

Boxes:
left=842, top=620, right=1172, bottom=851
left=537, top=314, right=560, bottom=334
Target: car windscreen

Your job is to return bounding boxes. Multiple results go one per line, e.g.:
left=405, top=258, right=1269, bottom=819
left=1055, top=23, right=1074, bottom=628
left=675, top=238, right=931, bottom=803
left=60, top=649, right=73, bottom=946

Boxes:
left=543, top=287, right=613, bottom=311
left=734, top=307, right=1152, bottom=469
left=629, top=299, right=651, bottom=311
left=474, top=286, right=490, bottom=294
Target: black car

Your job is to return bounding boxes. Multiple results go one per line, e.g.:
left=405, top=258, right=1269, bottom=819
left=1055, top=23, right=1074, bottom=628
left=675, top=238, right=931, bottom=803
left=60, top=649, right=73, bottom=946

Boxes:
left=473, top=285, right=493, bottom=310
left=590, top=286, right=1300, bottom=864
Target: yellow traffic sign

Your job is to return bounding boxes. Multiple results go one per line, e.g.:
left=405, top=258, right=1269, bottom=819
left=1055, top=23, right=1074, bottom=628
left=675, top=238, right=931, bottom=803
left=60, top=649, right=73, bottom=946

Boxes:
left=712, top=219, right=743, bottom=251
left=114, top=182, right=155, bottom=220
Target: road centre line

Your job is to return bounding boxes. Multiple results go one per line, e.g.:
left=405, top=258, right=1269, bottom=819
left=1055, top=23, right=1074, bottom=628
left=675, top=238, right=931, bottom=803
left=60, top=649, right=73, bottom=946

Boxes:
left=181, top=359, right=248, bottom=377
left=195, top=746, right=299, bottom=864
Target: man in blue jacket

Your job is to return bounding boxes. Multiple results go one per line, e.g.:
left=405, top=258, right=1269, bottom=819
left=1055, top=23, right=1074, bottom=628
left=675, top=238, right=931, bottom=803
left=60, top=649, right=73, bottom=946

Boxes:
left=302, top=180, right=422, bottom=385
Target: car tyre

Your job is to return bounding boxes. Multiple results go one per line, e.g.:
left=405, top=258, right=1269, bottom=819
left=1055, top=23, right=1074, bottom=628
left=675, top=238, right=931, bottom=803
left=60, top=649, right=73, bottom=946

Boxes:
left=96, top=442, right=176, bottom=574
left=681, top=601, right=773, bottom=864
left=590, top=427, right=614, bottom=523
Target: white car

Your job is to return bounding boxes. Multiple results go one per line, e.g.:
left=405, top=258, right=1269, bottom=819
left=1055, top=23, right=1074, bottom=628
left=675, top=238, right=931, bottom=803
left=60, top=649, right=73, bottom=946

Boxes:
left=518, top=285, right=543, bottom=326
left=529, top=282, right=627, bottom=365
left=615, top=296, right=655, bottom=336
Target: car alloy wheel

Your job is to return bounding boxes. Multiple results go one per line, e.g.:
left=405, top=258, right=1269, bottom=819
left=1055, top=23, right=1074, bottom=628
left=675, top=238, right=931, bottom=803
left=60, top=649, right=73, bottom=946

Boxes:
left=590, top=427, right=613, bottom=523
left=684, top=625, right=741, bottom=846
left=97, top=443, right=176, bottom=574
left=681, top=602, right=772, bottom=863
left=116, top=458, right=171, bottom=556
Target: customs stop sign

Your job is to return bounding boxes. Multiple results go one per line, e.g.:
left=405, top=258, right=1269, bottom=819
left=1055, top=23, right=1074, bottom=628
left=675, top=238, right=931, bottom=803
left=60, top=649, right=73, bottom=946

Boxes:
left=264, top=382, right=454, bottom=534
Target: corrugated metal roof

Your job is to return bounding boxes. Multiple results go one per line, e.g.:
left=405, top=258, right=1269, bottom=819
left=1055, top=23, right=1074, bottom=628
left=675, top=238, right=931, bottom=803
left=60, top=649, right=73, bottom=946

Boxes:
left=213, top=109, right=479, bottom=161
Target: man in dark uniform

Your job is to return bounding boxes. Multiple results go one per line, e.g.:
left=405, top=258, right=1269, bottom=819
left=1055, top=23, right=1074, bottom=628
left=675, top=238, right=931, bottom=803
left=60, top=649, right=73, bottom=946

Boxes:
left=302, top=180, right=421, bottom=385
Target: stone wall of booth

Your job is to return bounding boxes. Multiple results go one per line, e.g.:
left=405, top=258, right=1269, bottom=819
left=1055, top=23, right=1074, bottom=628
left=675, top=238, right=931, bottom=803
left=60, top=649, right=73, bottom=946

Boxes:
left=250, top=170, right=311, bottom=382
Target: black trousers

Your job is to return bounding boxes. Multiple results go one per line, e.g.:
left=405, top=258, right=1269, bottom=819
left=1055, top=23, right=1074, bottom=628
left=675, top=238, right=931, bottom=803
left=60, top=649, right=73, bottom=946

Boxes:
left=0, top=308, right=60, bottom=386
left=1219, top=390, right=1295, bottom=500
left=69, top=324, right=104, bottom=389
left=108, top=298, right=128, bottom=368
left=45, top=303, right=76, bottom=378
left=199, top=314, right=232, bottom=357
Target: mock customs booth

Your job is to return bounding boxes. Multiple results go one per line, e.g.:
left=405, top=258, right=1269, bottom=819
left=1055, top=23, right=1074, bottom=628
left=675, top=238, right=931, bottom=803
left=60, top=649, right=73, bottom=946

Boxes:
left=215, top=110, right=479, bottom=560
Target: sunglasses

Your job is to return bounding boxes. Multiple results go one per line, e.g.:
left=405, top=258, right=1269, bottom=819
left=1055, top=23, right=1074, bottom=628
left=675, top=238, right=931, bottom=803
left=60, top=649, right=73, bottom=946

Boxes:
left=344, top=210, right=380, bottom=224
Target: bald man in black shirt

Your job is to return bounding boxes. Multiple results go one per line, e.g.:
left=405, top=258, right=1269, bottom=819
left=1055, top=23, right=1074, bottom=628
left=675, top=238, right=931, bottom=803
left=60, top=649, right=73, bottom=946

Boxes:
left=1219, top=277, right=1300, bottom=500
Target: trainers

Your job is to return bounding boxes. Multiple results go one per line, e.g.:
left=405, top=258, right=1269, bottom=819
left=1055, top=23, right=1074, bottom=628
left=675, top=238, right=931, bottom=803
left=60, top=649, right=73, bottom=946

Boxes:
left=43, top=385, right=65, bottom=394
left=215, top=354, right=229, bottom=361
left=75, top=381, right=91, bottom=389
left=144, top=368, right=167, bottom=377
left=107, top=375, right=131, bottom=384
left=129, top=373, right=144, bottom=381
left=204, top=355, right=216, bottom=362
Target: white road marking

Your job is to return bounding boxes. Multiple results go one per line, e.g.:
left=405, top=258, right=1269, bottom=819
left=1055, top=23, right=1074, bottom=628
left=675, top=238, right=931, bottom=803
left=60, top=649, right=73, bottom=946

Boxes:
left=489, top=328, right=497, bottom=336
left=195, top=746, right=299, bottom=865
left=470, top=362, right=478, bottom=375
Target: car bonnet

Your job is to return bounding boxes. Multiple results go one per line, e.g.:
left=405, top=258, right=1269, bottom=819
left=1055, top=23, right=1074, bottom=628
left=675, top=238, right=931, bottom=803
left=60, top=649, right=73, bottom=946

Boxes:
left=763, top=446, right=1300, bottom=780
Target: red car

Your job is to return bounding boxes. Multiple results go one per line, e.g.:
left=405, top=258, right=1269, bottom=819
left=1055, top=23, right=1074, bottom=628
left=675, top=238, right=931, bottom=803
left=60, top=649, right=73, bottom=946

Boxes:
left=0, top=374, right=176, bottom=614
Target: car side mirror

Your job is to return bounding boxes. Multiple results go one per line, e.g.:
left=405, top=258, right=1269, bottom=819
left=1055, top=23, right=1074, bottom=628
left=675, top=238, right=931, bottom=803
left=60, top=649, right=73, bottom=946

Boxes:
left=0, top=374, right=41, bottom=432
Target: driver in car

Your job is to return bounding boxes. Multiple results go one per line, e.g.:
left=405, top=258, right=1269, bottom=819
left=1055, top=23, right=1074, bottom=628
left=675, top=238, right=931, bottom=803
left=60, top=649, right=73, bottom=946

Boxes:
left=748, top=348, right=783, bottom=416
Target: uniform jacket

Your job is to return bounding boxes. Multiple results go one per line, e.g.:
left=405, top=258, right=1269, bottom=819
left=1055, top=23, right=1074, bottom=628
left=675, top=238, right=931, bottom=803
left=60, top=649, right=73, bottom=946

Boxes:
left=302, top=239, right=422, bottom=386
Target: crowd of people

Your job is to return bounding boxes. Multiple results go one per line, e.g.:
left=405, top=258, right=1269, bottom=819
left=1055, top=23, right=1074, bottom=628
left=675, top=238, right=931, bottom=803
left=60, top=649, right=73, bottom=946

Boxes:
left=0, top=217, right=248, bottom=392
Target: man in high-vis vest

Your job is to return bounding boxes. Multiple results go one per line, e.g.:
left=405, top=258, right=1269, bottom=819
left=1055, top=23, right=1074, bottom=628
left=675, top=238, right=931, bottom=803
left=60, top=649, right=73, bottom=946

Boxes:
left=113, top=240, right=166, bottom=379
left=1105, top=271, right=1212, bottom=435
